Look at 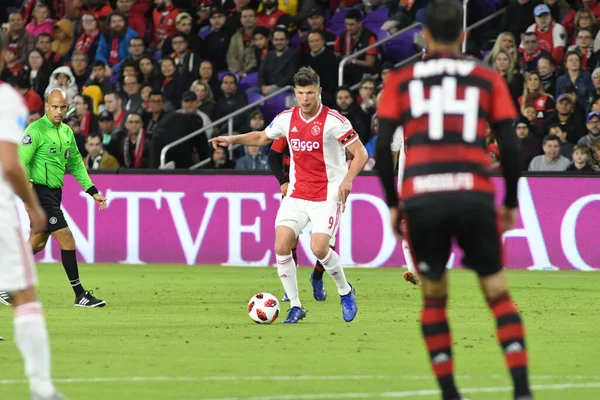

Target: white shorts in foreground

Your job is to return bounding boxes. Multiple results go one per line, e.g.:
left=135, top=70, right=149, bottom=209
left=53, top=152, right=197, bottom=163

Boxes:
left=276, top=197, right=340, bottom=246
left=0, top=222, right=37, bottom=292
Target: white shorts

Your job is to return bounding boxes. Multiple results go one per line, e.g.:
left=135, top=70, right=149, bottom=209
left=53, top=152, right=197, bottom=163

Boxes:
left=0, top=223, right=38, bottom=293
left=275, top=197, right=341, bottom=247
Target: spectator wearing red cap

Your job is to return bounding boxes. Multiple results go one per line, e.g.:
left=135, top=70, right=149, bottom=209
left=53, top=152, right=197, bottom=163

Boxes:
left=152, top=0, right=180, bottom=48
left=522, top=4, right=567, bottom=65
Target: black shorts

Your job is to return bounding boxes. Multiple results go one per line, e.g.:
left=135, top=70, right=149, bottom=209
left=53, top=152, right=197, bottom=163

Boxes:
left=33, top=184, right=68, bottom=233
left=404, top=193, right=503, bottom=281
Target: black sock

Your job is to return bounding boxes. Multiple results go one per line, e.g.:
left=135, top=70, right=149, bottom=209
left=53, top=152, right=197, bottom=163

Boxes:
left=312, top=261, right=325, bottom=280
left=291, top=248, right=298, bottom=267
left=61, top=250, right=85, bottom=296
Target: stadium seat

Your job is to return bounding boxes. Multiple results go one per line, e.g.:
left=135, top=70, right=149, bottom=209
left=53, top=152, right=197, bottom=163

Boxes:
left=290, top=33, right=300, bottom=49
left=262, top=91, right=294, bottom=122
left=327, top=21, right=346, bottom=35
left=198, top=28, right=212, bottom=39
left=239, top=72, right=258, bottom=91
left=247, top=92, right=264, bottom=106
left=329, top=9, right=349, bottom=23
left=363, top=7, right=389, bottom=23
left=217, top=71, right=229, bottom=81
left=382, top=32, right=420, bottom=63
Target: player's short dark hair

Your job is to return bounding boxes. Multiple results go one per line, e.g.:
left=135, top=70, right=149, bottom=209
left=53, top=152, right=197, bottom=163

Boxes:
left=86, top=132, right=103, bottom=143
left=294, top=66, right=320, bottom=88
left=345, top=9, right=362, bottom=22
left=543, top=134, right=560, bottom=145
left=425, top=0, right=464, bottom=45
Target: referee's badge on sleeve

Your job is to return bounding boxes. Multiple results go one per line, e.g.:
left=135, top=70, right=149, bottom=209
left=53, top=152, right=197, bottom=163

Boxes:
left=64, top=149, right=71, bottom=159
left=22, top=134, right=32, bottom=146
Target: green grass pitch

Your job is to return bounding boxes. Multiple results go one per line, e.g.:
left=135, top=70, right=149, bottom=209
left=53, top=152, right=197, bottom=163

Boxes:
left=1, top=265, right=599, bottom=400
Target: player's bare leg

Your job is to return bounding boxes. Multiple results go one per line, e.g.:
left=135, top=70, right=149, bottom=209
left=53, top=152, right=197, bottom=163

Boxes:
left=480, top=271, right=532, bottom=400
left=274, top=226, right=305, bottom=323
left=11, top=287, right=67, bottom=400
left=311, top=233, right=356, bottom=322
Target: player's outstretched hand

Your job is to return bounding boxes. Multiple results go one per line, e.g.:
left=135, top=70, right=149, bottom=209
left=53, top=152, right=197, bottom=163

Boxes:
left=498, top=206, right=517, bottom=232
left=208, top=135, right=231, bottom=150
left=93, top=193, right=108, bottom=211
left=28, top=204, right=47, bottom=234
left=389, top=206, right=403, bottom=240
left=338, top=178, right=352, bottom=211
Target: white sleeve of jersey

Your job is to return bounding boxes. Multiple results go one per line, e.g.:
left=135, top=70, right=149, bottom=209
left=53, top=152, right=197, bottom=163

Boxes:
left=0, top=84, right=27, bottom=145
left=553, top=23, right=567, bottom=48
left=519, top=24, right=536, bottom=49
left=265, top=110, right=292, bottom=140
left=390, top=126, right=404, bottom=152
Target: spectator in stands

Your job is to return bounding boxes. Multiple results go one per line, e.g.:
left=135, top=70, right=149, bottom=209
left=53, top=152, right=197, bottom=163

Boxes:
left=545, top=0, right=570, bottom=25
left=494, top=50, right=524, bottom=105
left=12, top=73, right=43, bottom=114
left=501, top=0, right=539, bottom=46
left=518, top=31, right=551, bottom=73
left=117, top=60, right=141, bottom=92
left=105, top=0, right=147, bottom=38
left=357, top=77, right=378, bottom=120
left=0, top=45, right=23, bottom=80
left=140, top=83, right=153, bottom=112
left=239, top=109, right=266, bottom=135
left=569, top=9, right=599, bottom=46
left=122, top=75, right=145, bottom=115
left=258, top=27, right=300, bottom=95
left=198, top=60, right=223, bottom=100
left=522, top=4, right=566, bottom=65
left=236, top=145, right=269, bottom=170
left=252, top=26, right=271, bottom=71
left=104, top=92, right=127, bottom=128
left=162, top=12, right=204, bottom=56
left=563, top=0, right=600, bottom=38
left=227, top=7, right=258, bottom=78
left=521, top=104, right=539, bottom=130
left=84, top=133, right=121, bottom=170
left=159, top=56, right=187, bottom=111
left=70, top=51, right=90, bottom=92
left=589, top=140, right=600, bottom=170
left=563, top=83, right=588, bottom=121
left=334, top=9, right=377, bottom=86
left=335, top=87, right=371, bottom=144
left=578, top=110, right=600, bottom=146
left=568, top=27, right=599, bottom=71
left=548, top=123, right=574, bottom=158
left=45, top=66, right=78, bottom=104
left=36, top=33, right=60, bottom=70
left=529, top=134, right=571, bottom=171
left=298, top=8, right=337, bottom=54
left=178, top=90, right=212, bottom=130
left=65, top=115, right=87, bottom=157
left=590, top=67, right=600, bottom=101
left=23, top=49, right=52, bottom=99
left=26, top=4, right=56, bottom=38
left=73, top=94, right=98, bottom=136
left=143, top=90, right=170, bottom=136
left=7, top=11, right=36, bottom=65
left=544, top=93, right=586, bottom=142
left=72, top=13, right=101, bottom=64
left=191, top=80, right=216, bottom=118
left=537, top=54, right=557, bottom=97
left=209, top=146, right=236, bottom=169
left=86, top=60, right=115, bottom=96
left=304, top=30, right=338, bottom=105
left=95, top=12, right=139, bottom=77
left=98, top=110, right=125, bottom=158
left=556, top=51, right=594, bottom=106
left=257, top=0, right=290, bottom=29
left=152, top=0, right=180, bottom=49
left=484, top=32, right=518, bottom=67
left=170, top=32, right=202, bottom=85
left=566, top=144, right=595, bottom=171
left=27, top=110, right=41, bottom=126
left=518, top=71, right=555, bottom=123
left=120, top=112, right=151, bottom=168
left=50, top=19, right=74, bottom=64
left=515, top=117, right=543, bottom=170
left=204, top=8, right=234, bottom=72
left=214, top=73, right=249, bottom=133
left=139, top=56, right=162, bottom=89
left=114, top=37, right=148, bottom=76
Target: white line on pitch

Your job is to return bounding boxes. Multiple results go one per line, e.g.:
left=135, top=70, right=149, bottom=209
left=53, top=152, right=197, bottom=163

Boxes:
left=194, top=382, right=600, bottom=400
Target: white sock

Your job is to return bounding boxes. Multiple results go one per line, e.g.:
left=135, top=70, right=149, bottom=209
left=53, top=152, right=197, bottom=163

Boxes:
left=14, top=302, right=56, bottom=397
left=276, top=254, right=301, bottom=308
left=318, top=249, right=351, bottom=296
left=402, top=240, right=417, bottom=274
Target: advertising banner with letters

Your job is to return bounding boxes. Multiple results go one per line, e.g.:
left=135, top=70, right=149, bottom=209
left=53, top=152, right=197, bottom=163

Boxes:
left=20, top=174, right=599, bottom=270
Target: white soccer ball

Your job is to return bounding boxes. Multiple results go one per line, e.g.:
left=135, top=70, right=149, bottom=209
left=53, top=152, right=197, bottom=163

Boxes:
left=247, top=293, right=280, bottom=324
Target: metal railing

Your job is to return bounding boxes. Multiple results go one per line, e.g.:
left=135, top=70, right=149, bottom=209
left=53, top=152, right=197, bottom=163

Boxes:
left=338, top=22, right=423, bottom=87
left=463, top=6, right=507, bottom=51
left=160, top=85, right=293, bottom=169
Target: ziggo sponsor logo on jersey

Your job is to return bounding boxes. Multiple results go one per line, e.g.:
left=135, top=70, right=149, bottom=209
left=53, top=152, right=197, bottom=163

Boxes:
left=290, top=139, right=320, bottom=152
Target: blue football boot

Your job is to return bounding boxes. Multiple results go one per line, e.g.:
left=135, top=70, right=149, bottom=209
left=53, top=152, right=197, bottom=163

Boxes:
left=309, top=273, right=327, bottom=301
left=340, top=284, right=357, bottom=322
left=283, top=306, right=307, bottom=324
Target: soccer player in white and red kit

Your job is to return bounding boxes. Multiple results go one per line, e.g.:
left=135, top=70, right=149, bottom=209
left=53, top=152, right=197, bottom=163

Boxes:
left=210, top=67, right=369, bottom=324
left=0, top=32, right=68, bottom=400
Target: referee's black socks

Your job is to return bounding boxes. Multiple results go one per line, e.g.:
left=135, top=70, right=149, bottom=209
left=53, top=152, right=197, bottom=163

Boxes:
left=61, top=250, right=85, bottom=297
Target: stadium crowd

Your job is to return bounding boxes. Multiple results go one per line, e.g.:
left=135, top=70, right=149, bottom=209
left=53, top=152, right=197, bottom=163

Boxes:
left=1, top=0, right=600, bottom=173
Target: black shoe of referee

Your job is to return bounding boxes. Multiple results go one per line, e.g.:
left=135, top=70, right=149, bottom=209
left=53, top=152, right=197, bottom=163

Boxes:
left=74, top=290, right=106, bottom=308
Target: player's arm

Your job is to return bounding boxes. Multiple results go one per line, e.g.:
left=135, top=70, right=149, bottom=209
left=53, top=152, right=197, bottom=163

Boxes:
left=209, top=130, right=274, bottom=149
left=375, top=118, right=401, bottom=207
left=18, top=128, right=39, bottom=170
left=344, top=139, right=368, bottom=182
left=268, top=138, right=288, bottom=186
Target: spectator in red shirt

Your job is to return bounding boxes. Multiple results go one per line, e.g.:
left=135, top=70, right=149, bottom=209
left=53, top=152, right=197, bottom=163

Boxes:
left=152, top=0, right=180, bottom=48
left=14, top=73, right=44, bottom=114
left=334, top=9, right=377, bottom=86
left=99, top=0, right=147, bottom=39
left=257, top=0, right=288, bottom=29
left=563, top=0, right=600, bottom=37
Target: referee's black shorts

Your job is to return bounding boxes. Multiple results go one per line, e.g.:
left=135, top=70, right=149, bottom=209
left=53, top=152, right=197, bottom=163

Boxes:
left=33, top=184, right=68, bottom=233
left=404, top=192, right=504, bottom=281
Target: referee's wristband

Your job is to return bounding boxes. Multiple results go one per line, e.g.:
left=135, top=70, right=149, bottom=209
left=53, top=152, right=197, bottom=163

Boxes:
left=86, top=186, right=99, bottom=197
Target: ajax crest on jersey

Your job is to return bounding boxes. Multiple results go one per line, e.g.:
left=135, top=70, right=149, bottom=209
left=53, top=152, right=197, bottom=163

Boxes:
left=22, top=134, right=32, bottom=146
left=311, top=125, right=321, bottom=136
left=248, top=293, right=280, bottom=324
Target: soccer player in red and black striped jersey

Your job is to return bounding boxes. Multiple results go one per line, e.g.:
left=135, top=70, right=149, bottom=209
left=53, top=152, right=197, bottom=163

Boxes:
left=267, top=137, right=329, bottom=302
left=375, top=2, right=532, bottom=400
